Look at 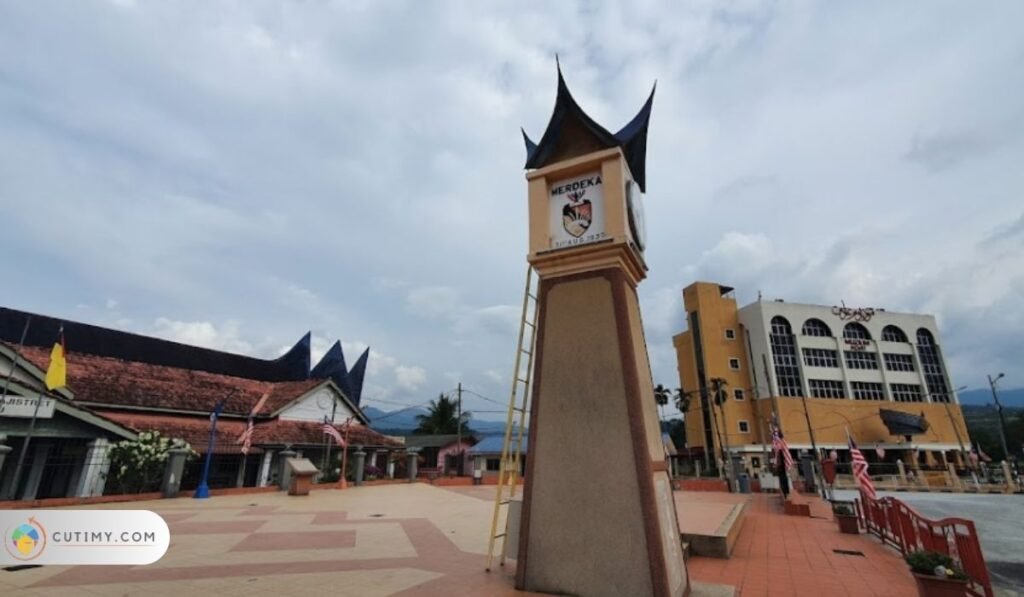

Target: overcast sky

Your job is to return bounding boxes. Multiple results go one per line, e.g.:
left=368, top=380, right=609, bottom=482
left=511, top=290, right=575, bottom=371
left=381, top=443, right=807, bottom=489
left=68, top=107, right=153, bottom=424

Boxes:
left=1, top=1, right=1021, bottom=420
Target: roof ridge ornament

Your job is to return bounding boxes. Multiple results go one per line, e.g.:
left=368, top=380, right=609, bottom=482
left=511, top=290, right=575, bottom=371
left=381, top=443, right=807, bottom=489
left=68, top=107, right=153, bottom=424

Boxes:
left=522, top=60, right=655, bottom=191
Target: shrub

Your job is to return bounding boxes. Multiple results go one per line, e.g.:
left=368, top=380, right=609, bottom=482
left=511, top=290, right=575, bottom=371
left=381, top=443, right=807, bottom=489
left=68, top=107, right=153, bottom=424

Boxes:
left=833, top=503, right=854, bottom=516
left=108, top=431, right=196, bottom=494
left=905, top=550, right=968, bottom=580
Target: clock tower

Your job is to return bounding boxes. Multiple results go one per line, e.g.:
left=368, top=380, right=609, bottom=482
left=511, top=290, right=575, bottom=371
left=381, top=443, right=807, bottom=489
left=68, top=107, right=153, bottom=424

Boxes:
left=515, top=65, right=689, bottom=597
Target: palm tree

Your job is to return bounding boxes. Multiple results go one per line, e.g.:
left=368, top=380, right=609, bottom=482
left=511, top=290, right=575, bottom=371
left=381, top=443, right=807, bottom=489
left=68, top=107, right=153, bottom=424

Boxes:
left=414, top=394, right=473, bottom=435
left=654, top=384, right=671, bottom=424
left=674, top=388, right=696, bottom=414
left=708, top=377, right=730, bottom=470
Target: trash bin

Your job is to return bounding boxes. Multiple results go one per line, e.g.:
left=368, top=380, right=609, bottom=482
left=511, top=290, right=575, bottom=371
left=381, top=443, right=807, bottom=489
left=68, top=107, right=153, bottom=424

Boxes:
left=738, top=473, right=751, bottom=494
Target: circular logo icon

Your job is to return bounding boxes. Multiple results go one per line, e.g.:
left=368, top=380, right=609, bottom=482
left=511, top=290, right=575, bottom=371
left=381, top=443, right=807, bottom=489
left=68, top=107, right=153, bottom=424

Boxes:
left=6, top=519, right=46, bottom=561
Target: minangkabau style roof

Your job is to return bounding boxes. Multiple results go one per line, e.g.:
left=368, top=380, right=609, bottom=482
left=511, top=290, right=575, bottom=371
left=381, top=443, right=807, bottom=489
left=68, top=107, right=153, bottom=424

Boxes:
left=522, top=60, right=655, bottom=191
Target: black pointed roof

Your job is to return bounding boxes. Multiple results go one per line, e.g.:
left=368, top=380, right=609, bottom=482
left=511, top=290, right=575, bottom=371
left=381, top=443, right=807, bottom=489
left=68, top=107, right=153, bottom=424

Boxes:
left=0, top=306, right=311, bottom=382
left=522, top=63, right=655, bottom=191
left=309, top=340, right=370, bottom=407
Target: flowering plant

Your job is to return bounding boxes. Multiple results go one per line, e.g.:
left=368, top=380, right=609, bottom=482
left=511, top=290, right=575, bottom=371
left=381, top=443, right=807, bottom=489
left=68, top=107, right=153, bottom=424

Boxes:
left=107, top=431, right=197, bottom=494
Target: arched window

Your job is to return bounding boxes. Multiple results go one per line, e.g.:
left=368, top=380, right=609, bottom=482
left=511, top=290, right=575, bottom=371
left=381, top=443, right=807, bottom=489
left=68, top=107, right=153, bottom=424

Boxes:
left=882, top=325, right=908, bottom=342
left=843, top=322, right=871, bottom=340
left=916, top=328, right=950, bottom=402
left=769, top=316, right=803, bottom=397
left=801, top=318, right=832, bottom=337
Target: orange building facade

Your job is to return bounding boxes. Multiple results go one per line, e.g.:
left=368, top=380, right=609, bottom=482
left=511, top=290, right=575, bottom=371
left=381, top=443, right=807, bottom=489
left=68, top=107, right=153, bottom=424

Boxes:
left=672, top=282, right=971, bottom=472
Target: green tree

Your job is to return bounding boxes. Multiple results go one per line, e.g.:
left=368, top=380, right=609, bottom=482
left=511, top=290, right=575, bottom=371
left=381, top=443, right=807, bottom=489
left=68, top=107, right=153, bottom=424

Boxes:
left=414, top=393, right=473, bottom=435
left=654, top=383, right=671, bottom=422
left=674, top=388, right=696, bottom=414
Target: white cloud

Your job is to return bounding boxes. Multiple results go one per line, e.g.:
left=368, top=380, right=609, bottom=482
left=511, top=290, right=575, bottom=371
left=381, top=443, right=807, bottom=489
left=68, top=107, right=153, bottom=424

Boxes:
left=395, top=365, right=427, bottom=392
left=1, top=1, right=1022, bottom=423
left=151, top=318, right=253, bottom=354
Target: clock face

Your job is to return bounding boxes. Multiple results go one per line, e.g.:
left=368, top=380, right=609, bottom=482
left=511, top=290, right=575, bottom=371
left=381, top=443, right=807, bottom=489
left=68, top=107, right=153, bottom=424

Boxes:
left=626, top=180, right=646, bottom=252
left=316, top=391, right=334, bottom=410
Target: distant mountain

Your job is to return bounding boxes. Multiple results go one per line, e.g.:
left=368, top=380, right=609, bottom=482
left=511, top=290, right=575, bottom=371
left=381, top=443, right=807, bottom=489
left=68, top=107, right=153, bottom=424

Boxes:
left=957, top=387, right=1024, bottom=408
left=362, top=405, right=511, bottom=435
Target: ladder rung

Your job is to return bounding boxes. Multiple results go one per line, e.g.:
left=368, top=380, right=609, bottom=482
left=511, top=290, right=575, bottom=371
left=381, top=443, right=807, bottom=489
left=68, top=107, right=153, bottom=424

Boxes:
left=524, top=320, right=534, bottom=327
left=520, top=349, right=531, bottom=356
left=513, top=407, right=527, bottom=413
left=516, top=377, right=529, bottom=384
left=528, top=293, right=537, bottom=300
left=493, top=533, right=506, bottom=539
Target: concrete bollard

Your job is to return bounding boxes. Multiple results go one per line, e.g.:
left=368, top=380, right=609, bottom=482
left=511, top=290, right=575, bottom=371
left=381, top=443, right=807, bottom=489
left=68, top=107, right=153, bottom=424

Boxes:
left=278, top=449, right=297, bottom=490
left=947, top=462, right=961, bottom=490
left=353, top=447, right=366, bottom=486
left=1002, top=461, right=1017, bottom=493
left=161, top=448, right=190, bottom=498
left=896, top=459, right=907, bottom=485
left=407, top=452, right=418, bottom=483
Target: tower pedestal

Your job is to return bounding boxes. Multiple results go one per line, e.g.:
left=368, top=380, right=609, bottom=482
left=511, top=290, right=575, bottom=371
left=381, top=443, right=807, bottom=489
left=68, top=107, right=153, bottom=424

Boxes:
left=516, top=268, right=688, bottom=597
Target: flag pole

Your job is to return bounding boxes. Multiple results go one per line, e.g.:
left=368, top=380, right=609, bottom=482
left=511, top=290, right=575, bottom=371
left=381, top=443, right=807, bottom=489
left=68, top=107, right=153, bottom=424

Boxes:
left=194, top=390, right=235, bottom=499
left=339, top=416, right=352, bottom=489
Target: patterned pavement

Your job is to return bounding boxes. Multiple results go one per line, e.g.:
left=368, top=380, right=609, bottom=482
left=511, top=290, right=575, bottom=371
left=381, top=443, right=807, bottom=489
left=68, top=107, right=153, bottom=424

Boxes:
left=0, top=483, right=917, bottom=596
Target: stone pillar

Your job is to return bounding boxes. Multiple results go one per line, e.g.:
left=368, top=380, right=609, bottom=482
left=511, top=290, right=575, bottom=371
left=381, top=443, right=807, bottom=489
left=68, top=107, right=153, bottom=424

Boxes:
left=22, top=443, right=51, bottom=500
left=386, top=453, right=396, bottom=479
left=474, top=455, right=486, bottom=485
left=353, top=447, right=366, bottom=486
left=695, top=460, right=702, bottom=478
left=0, top=436, right=12, bottom=484
left=896, top=459, right=907, bottom=485
left=947, top=462, right=961, bottom=490
left=258, top=450, right=274, bottom=487
left=407, top=452, right=418, bottom=482
left=161, top=447, right=190, bottom=498
left=1002, top=461, right=1017, bottom=493
left=278, top=449, right=297, bottom=490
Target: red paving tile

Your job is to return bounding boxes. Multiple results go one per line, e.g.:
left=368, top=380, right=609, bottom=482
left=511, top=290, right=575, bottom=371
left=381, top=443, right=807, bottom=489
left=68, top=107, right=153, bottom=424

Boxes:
left=686, top=493, right=917, bottom=596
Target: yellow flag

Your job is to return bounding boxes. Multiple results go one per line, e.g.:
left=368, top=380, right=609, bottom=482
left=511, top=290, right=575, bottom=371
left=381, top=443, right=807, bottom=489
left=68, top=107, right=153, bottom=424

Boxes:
left=45, top=333, right=66, bottom=390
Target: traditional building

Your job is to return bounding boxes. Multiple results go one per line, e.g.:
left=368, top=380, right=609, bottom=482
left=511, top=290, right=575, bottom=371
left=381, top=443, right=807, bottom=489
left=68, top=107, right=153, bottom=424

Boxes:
left=0, top=307, right=401, bottom=500
left=672, top=282, right=971, bottom=472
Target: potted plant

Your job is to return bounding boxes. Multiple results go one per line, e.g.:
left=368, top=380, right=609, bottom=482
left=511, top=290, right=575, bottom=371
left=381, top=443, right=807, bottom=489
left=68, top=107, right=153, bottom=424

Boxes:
left=832, top=503, right=860, bottom=534
left=905, top=551, right=969, bottom=597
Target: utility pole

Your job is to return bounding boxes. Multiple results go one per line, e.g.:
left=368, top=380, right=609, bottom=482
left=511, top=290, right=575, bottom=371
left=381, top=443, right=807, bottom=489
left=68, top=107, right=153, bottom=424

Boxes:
left=938, top=386, right=968, bottom=465
left=745, top=330, right=769, bottom=469
left=456, top=382, right=463, bottom=476
left=988, top=373, right=1011, bottom=462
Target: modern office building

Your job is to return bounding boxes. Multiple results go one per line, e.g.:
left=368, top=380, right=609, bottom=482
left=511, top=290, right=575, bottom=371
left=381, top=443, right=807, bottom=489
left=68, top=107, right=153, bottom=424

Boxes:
left=672, top=282, right=970, bottom=471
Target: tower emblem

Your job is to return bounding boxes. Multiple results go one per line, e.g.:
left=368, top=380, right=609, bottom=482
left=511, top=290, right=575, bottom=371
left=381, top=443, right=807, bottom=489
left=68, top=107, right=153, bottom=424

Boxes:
left=561, top=190, right=592, bottom=238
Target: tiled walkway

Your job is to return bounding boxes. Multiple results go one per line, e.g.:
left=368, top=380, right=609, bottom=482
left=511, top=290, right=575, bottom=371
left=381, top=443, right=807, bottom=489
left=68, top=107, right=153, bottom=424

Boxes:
left=686, top=494, right=917, bottom=597
left=0, top=484, right=916, bottom=596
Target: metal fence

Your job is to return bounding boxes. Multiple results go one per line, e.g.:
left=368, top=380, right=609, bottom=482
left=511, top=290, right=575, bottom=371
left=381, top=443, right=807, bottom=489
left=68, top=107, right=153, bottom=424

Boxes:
left=854, top=493, right=994, bottom=597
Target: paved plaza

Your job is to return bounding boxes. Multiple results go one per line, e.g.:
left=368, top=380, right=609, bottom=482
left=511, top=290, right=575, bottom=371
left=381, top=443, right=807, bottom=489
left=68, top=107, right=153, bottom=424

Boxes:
left=1, top=483, right=919, bottom=596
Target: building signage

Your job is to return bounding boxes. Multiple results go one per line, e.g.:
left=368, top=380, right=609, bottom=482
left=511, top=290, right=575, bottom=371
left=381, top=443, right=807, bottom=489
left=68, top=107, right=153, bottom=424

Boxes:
left=549, top=172, right=606, bottom=250
left=0, top=395, right=56, bottom=419
left=844, top=338, right=870, bottom=352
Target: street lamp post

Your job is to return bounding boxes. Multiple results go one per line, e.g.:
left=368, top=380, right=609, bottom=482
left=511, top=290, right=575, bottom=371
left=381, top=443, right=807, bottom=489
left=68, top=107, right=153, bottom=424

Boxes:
left=987, top=373, right=1011, bottom=462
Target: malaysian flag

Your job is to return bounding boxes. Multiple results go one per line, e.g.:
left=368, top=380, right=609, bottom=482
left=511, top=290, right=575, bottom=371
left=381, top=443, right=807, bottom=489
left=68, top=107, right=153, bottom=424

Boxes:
left=849, top=436, right=877, bottom=501
left=771, top=425, right=794, bottom=470
left=322, top=421, right=345, bottom=447
left=238, top=418, right=254, bottom=455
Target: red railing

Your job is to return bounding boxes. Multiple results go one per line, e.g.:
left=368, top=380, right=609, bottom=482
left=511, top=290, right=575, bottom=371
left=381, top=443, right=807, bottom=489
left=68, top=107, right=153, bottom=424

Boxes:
left=855, top=495, right=993, bottom=597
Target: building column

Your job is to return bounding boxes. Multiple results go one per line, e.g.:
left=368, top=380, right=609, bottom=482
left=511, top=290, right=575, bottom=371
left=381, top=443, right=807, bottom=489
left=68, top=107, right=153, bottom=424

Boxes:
left=235, top=454, right=247, bottom=488
left=258, top=450, right=274, bottom=487
left=74, top=438, right=112, bottom=498
left=386, top=452, right=396, bottom=479
left=22, top=444, right=52, bottom=500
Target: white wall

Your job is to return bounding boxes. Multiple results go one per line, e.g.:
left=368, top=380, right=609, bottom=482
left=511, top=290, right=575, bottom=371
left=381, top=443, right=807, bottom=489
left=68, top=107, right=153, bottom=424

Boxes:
left=278, top=386, right=359, bottom=423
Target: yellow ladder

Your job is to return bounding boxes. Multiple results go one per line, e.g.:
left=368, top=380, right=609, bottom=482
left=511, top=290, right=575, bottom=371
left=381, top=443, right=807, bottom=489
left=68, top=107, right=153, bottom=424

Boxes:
left=485, top=265, right=538, bottom=572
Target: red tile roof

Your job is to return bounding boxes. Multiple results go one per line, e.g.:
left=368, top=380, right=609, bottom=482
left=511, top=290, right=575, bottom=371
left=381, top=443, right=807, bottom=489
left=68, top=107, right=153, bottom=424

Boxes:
left=98, top=412, right=402, bottom=453
left=251, top=419, right=403, bottom=449
left=8, top=344, right=325, bottom=417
